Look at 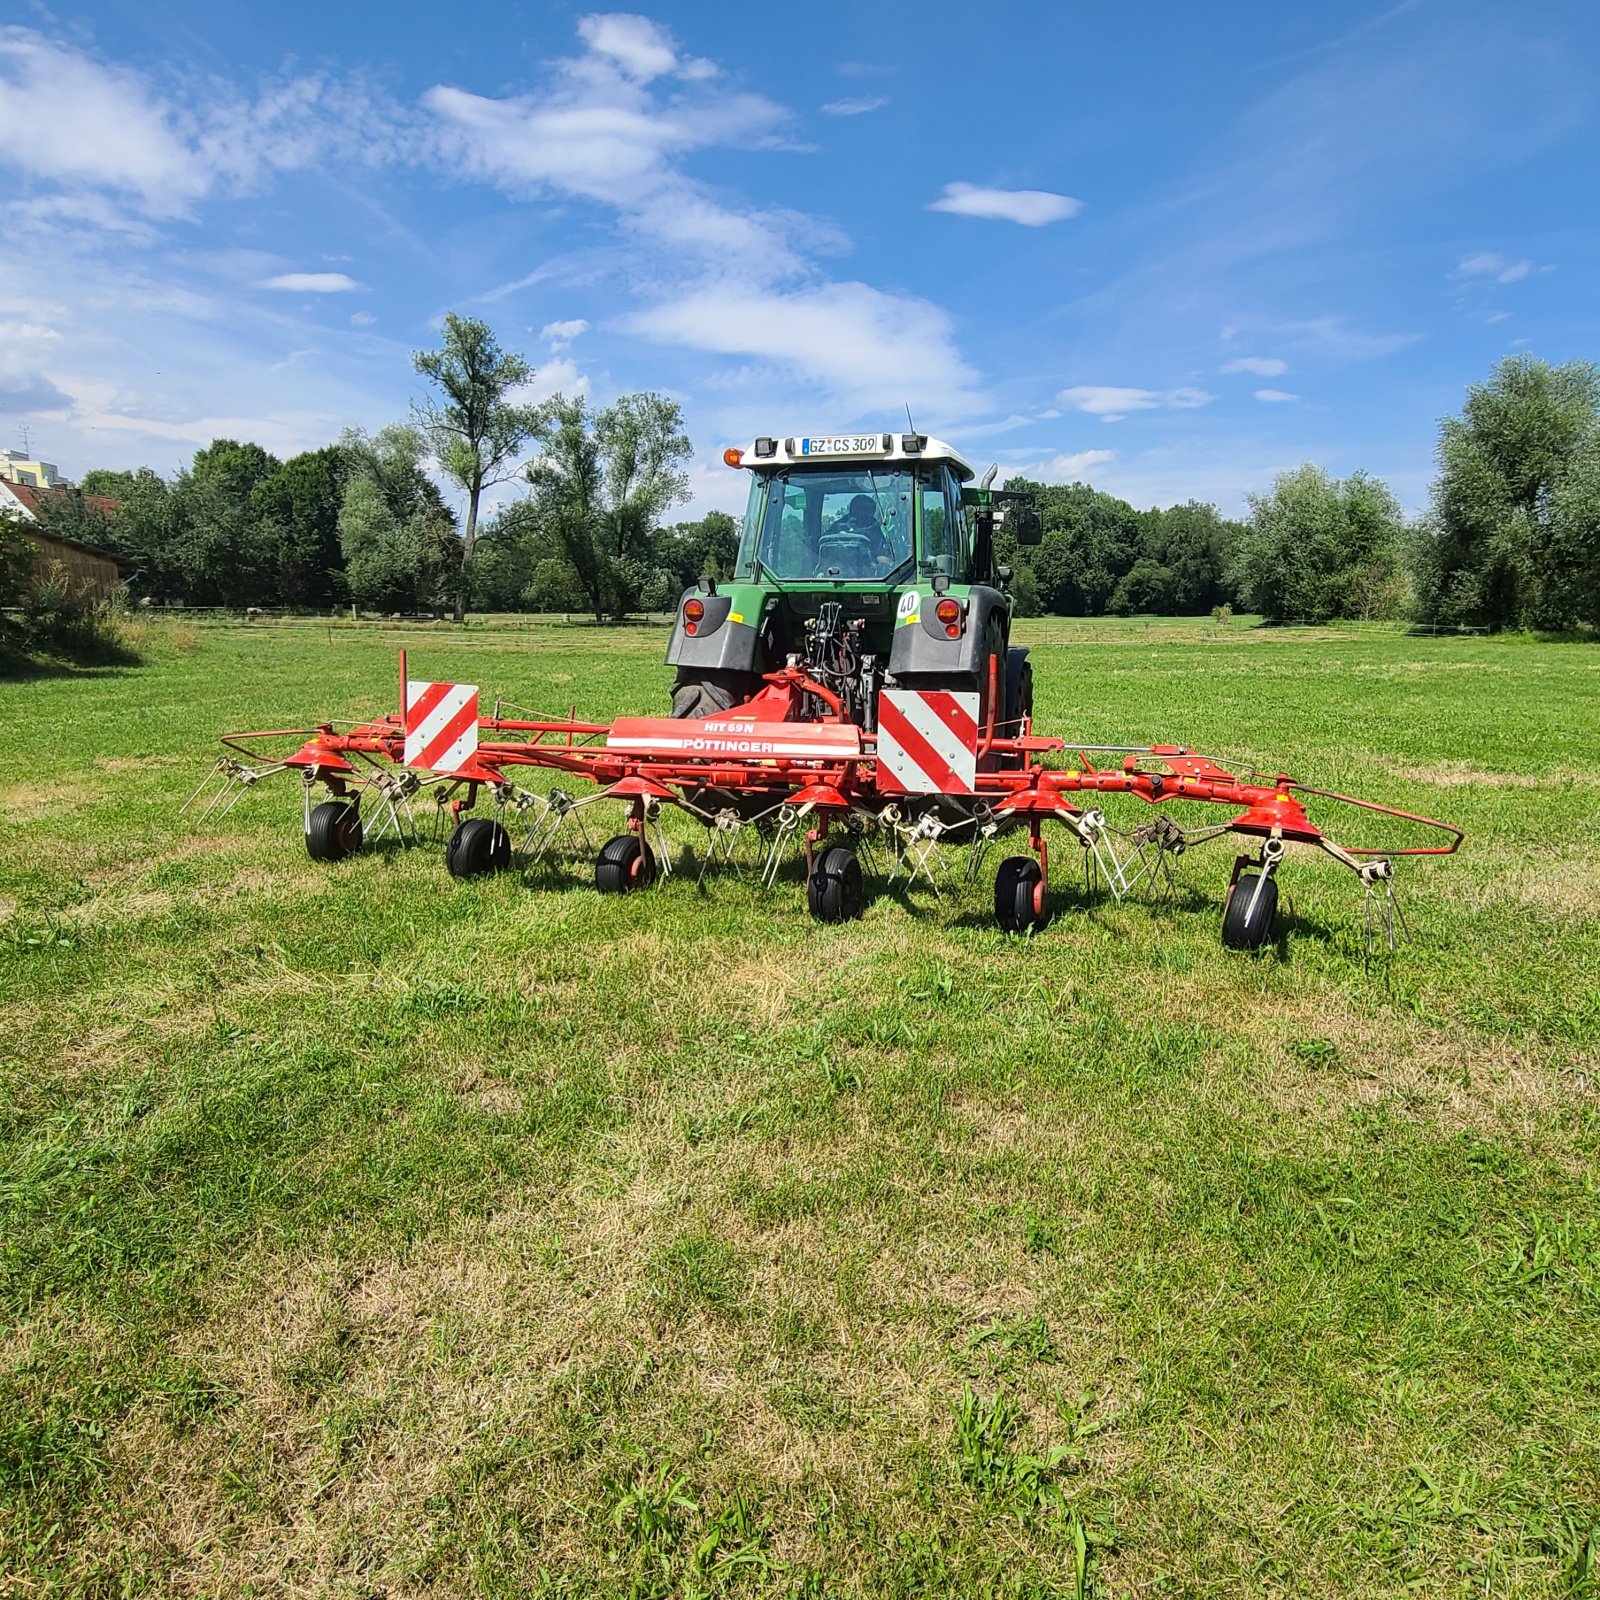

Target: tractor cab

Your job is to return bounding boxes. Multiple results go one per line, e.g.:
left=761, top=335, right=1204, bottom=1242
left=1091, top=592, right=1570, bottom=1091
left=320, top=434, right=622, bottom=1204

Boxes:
left=666, top=432, right=1039, bottom=730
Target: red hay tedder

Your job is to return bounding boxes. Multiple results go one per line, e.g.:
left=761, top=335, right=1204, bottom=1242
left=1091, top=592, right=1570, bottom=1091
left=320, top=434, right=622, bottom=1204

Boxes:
left=187, top=632, right=1462, bottom=954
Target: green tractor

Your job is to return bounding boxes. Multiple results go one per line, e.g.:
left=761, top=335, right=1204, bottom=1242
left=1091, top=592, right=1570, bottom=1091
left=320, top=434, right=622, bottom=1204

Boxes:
left=666, top=432, right=1041, bottom=737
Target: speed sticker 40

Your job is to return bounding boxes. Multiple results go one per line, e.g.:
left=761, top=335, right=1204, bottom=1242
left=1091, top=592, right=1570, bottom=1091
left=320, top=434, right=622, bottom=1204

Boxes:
left=799, top=435, right=886, bottom=455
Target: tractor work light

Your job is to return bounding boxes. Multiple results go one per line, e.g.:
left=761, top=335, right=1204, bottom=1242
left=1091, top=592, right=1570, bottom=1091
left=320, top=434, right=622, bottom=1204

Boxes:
left=754, top=437, right=777, bottom=458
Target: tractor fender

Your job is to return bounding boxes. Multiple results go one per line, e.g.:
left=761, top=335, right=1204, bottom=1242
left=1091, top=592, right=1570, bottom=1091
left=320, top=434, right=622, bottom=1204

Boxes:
left=887, top=585, right=1009, bottom=678
left=665, top=587, right=762, bottom=673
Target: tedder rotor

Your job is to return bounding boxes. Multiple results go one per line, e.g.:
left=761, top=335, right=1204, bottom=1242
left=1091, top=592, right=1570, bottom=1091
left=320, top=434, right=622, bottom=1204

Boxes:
left=186, top=431, right=1462, bottom=951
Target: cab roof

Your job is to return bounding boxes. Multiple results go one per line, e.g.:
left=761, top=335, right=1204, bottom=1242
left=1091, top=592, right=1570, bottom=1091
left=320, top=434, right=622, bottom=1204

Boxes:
left=733, top=432, right=976, bottom=481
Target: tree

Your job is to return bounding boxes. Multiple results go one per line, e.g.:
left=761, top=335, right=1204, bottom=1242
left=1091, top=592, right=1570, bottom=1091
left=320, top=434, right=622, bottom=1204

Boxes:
left=251, top=448, right=347, bottom=607
left=90, top=468, right=184, bottom=599
left=1413, top=355, right=1600, bottom=629
left=1230, top=464, right=1405, bottom=623
left=657, top=509, right=740, bottom=591
left=338, top=427, right=460, bottom=613
left=412, top=314, right=543, bottom=623
left=1543, top=436, right=1600, bottom=630
left=524, top=393, right=692, bottom=620
left=170, top=439, right=282, bottom=605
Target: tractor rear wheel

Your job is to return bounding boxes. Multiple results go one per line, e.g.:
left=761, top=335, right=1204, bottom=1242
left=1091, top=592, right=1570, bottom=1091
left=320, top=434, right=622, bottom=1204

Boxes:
left=595, top=833, right=656, bottom=894
left=306, top=800, right=362, bottom=862
left=994, top=855, right=1045, bottom=933
left=671, top=670, right=760, bottom=720
left=446, top=817, right=513, bottom=879
left=1222, top=871, right=1278, bottom=951
left=807, top=845, right=863, bottom=923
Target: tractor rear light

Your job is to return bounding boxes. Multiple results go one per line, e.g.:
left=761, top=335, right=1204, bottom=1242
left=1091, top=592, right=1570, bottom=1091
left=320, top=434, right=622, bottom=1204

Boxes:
left=723, top=447, right=743, bottom=467
left=685, top=622, right=698, bottom=635
left=683, top=598, right=705, bottom=623
left=935, top=598, right=961, bottom=625
left=945, top=623, right=960, bottom=638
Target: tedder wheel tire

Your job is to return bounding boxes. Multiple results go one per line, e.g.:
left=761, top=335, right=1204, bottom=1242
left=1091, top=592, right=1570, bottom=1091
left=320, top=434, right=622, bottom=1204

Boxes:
left=595, top=833, right=656, bottom=894
left=807, top=845, right=863, bottom=924
left=994, top=855, right=1045, bottom=933
left=1222, top=871, right=1279, bottom=952
left=306, top=799, right=362, bottom=862
left=446, top=817, right=513, bottom=880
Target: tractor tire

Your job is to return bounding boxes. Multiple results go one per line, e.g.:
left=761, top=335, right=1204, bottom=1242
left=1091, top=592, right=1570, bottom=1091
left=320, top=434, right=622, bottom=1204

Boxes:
left=1001, top=650, right=1033, bottom=769
left=306, top=800, right=362, bottom=862
left=994, top=855, right=1045, bottom=933
left=807, top=845, right=864, bottom=924
left=595, top=833, right=656, bottom=894
left=670, top=671, right=760, bottom=720
left=1222, top=871, right=1278, bottom=951
left=446, top=817, right=513, bottom=879
left=1005, top=650, right=1033, bottom=731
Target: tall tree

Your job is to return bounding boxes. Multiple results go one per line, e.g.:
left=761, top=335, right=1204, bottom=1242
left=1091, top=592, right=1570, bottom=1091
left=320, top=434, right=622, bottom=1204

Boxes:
left=1414, top=355, right=1600, bottom=629
left=412, top=314, right=542, bottom=623
left=524, top=393, right=691, bottom=620
left=251, top=447, right=347, bottom=607
left=171, top=439, right=281, bottom=605
left=1230, top=464, right=1405, bottom=623
left=338, top=427, right=460, bottom=613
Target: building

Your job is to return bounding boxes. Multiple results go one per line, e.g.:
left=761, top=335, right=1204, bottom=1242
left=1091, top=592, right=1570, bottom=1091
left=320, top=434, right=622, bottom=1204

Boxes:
left=0, top=451, right=67, bottom=489
left=0, top=479, right=128, bottom=602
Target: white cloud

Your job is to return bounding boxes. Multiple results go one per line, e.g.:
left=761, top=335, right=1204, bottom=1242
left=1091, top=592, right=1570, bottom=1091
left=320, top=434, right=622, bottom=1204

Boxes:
left=422, top=55, right=802, bottom=276
left=540, top=318, right=589, bottom=349
left=1253, top=388, right=1298, bottom=402
left=576, top=14, right=681, bottom=82
left=0, top=28, right=414, bottom=217
left=928, top=182, right=1083, bottom=226
left=1484, top=310, right=1512, bottom=324
left=0, top=29, right=204, bottom=214
left=1041, top=449, right=1116, bottom=479
left=258, top=272, right=362, bottom=292
left=821, top=96, right=887, bottom=116
left=350, top=310, right=377, bottom=326
left=1221, top=356, right=1288, bottom=376
left=1223, top=315, right=1418, bottom=360
left=1056, top=384, right=1214, bottom=422
left=520, top=357, right=590, bottom=404
left=1458, top=252, right=1533, bottom=284
left=625, top=281, right=987, bottom=419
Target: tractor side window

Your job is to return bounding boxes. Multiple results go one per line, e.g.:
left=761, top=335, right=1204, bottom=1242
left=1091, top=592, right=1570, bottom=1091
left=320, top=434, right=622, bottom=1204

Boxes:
left=918, top=470, right=966, bottom=581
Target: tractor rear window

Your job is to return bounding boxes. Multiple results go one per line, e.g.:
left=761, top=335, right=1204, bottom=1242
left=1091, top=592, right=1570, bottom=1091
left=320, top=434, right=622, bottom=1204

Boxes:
left=736, top=468, right=913, bottom=582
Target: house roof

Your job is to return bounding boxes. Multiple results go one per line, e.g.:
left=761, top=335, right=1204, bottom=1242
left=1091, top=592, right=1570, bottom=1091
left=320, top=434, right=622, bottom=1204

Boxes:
left=0, top=480, right=129, bottom=566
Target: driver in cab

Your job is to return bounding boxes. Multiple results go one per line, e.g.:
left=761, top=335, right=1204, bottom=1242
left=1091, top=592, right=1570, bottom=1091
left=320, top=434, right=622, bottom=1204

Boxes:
left=819, top=494, right=893, bottom=577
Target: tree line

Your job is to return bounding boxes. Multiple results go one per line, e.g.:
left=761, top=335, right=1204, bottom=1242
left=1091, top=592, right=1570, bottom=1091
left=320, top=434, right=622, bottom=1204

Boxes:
left=20, top=322, right=1600, bottom=632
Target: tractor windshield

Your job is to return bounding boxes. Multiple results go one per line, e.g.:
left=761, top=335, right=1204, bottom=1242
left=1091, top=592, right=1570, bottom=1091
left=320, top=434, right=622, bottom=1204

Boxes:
left=735, top=468, right=914, bottom=583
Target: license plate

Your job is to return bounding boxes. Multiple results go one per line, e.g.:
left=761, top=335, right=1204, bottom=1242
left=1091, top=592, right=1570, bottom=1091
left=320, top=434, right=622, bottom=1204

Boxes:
left=799, top=435, right=885, bottom=456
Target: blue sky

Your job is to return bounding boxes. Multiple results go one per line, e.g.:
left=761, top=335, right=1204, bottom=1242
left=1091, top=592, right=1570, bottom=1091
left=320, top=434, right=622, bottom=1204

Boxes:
left=1, top=0, right=1596, bottom=519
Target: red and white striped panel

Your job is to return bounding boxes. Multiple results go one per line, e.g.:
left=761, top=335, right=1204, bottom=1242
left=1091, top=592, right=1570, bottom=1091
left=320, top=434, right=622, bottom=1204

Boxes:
left=877, top=689, right=979, bottom=795
left=404, top=680, right=479, bottom=772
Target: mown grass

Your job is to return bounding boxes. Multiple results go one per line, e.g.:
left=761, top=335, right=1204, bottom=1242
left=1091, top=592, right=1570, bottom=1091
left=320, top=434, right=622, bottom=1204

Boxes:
left=1, top=616, right=1597, bottom=1598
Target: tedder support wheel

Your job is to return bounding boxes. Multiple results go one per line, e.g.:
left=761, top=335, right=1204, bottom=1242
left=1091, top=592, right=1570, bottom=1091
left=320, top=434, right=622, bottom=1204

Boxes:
left=595, top=833, right=656, bottom=894
left=306, top=799, right=363, bottom=862
left=446, top=817, right=513, bottom=879
left=807, top=845, right=863, bottom=924
left=1222, top=871, right=1279, bottom=951
left=994, top=855, right=1045, bottom=933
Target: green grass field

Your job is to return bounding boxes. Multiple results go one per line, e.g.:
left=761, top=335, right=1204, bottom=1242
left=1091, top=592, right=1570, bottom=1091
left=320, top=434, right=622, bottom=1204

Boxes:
left=2, top=617, right=1598, bottom=1598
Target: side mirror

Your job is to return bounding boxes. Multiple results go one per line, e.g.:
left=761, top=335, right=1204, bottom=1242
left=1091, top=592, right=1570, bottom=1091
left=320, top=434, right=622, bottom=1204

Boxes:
left=1013, top=506, right=1042, bottom=547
